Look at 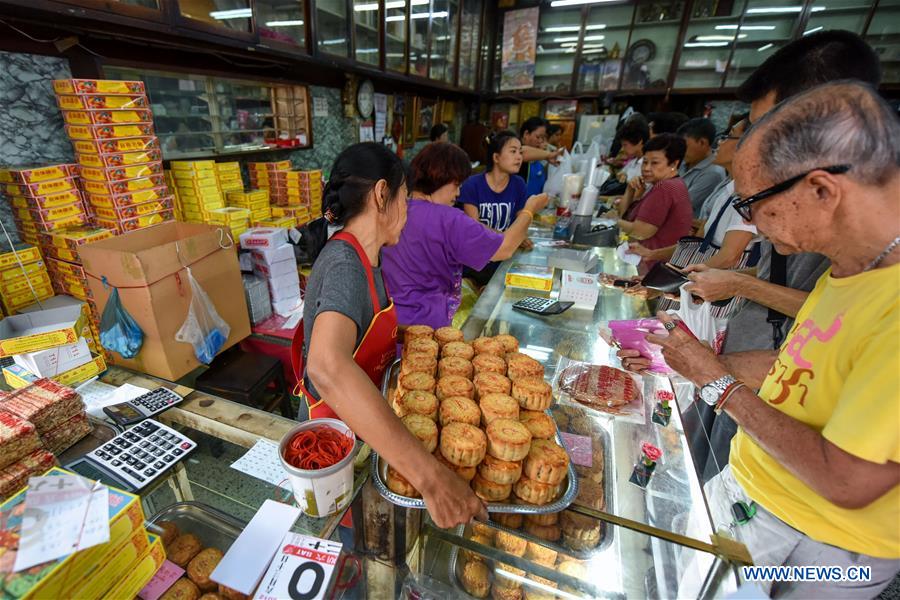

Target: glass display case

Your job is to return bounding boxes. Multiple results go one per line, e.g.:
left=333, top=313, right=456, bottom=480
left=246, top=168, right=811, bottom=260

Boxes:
left=256, top=0, right=306, bottom=49
left=410, top=0, right=431, bottom=77
left=458, top=1, right=481, bottom=89
left=105, top=67, right=309, bottom=159
left=674, top=0, right=748, bottom=89
left=533, top=6, right=582, bottom=93
left=177, top=0, right=253, bottom=33
left=353, top=0, right=381, bottom=65
left=622, top=1, right=684, bottom=90
left=317, top=0, right=350, bottom=57
left=803, top=0, right=871, bottom=35
left=577, top=3, right=635, bottom=93
left=865, top=0, right=900, bottom=83
left=386, top=0, right=409, bottom=73
left=429, top=0, right=459, bottom=84
left=723, top=0, right=804, bottom=87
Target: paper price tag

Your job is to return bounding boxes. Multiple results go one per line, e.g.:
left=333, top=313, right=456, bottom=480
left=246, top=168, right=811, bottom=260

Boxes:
left=253, top=533, right=343, bottom=600
left=138, top=560, right=185, bottom=600
left=560, top=432, right=593, bottom=467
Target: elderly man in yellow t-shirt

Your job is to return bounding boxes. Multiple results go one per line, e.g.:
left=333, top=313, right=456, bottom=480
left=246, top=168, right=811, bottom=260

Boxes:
left=650, top=80, right=900, bottom=598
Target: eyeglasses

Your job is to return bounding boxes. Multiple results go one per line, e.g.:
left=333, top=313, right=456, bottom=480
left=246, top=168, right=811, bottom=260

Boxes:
left=714, top=118, right=750, bottom=147
left=730, top=164, right=852, bottom=221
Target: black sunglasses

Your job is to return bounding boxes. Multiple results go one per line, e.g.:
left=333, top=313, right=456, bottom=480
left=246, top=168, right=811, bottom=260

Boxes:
left=714, top=117, right=751, bottom=147
left=730, top=164, right=852, bottom=221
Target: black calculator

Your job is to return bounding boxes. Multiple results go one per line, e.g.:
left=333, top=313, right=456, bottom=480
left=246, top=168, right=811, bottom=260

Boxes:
left=512, top=296, right=574, bottom=316
left=103, top=387, right=183, bottom=427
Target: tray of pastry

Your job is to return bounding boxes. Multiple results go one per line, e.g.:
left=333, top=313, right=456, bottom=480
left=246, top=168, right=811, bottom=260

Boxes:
left=447, top=522, right=623, bottom=600
left=146, top=501, right=248, bottom=599
left=371, top=327, right=579, bottom=515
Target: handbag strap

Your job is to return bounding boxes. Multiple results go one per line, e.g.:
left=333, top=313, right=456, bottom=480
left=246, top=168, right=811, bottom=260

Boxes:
left=699, top=197, right=732, bottom=253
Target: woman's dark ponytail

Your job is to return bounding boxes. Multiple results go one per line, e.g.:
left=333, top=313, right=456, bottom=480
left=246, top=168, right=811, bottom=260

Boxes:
left=295, top=143, right=407, bottom=265
left=484, top=130, right=519, bottom=171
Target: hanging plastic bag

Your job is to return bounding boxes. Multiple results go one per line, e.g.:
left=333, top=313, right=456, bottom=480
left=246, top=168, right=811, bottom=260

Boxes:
left=175, top=266, right=231, bottom=364
left=544, top=149, right=572, bottom=197
left=99, top=287, right=144, bottom=359
left=674, top=285, right=728, bottom=353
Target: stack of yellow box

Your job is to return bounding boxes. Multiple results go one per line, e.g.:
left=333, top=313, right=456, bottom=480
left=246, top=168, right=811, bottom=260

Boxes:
left=0, top=467, right=164, bottom=600
left=209, top=206, right=251, bottom=240
left=170, top=160, right=225, bottom=223
left=255, top=215, right=297, bottom=228
left=0, top=164, right=89, bottom=245
left=269, top=169, right=321, bottom=210
left=227, top=189, right=271, bottom=225
left=271, top=206, right=311, bottom=226
left=0, top=243, right=54, bottom=314
left=164, top=168, right=181, bottom=221
left=216, top=162, right=244, bottom=194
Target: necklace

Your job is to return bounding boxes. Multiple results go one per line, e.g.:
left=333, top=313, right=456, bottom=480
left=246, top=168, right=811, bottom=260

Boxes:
left=865, top=235, right=900, bottom=271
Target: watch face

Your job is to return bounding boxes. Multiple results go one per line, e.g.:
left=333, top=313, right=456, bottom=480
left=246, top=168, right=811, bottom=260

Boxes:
left=700, top=384, right=720, bottom=405
left=357, top=80, right=375, bottom=119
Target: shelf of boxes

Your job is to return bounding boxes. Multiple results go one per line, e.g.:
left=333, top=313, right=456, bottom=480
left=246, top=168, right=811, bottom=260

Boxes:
left=53, top=78, right=175, bottom=235
left=0, top=243, right=54, bottom=314
left=0, top=164, right=90, bottom=246
left=169, top=160, right=225, bottom=223
left=227, top=189, right=272, bottom=226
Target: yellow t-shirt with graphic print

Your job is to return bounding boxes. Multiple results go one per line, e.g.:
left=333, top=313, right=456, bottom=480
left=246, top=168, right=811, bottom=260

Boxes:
left=730, top=263, right=900, bottom=559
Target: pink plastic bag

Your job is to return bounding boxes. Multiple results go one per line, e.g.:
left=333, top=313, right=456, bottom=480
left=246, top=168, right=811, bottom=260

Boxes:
left=608, top=318, right=673, bottom=375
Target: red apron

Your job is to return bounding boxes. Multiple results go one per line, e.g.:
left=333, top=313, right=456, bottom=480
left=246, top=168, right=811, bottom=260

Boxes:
left=290, top=231, right=398, bottom=420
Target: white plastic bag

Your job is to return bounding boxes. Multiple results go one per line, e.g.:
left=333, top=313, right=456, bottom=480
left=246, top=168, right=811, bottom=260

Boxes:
left=544, top=149, right=572, bottom=197
left=674, top=285, right=728, bottom=353
left=175, top=266, right=231, bottom=364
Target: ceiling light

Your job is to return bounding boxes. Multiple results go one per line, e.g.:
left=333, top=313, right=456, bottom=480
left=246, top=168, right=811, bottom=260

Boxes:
left=757, top=43, right=774, bottom=51
left=745, top=6, right=823, bottom=13
left=550, top=0, right=619, bottom=7
left=715, top=24, right=776, bottom=30
left=553, top=34, right=604, bottom=42
left=386, top=14, right=404, bottom=21
left=696, top=34, right=747, bottom=41
left=321, top=38, right=347, bottom=45
left=581, top=47, right=608, bottom=54
left=684, top=41, right=730, bottom=47
left=356, top=0, right=428, bottom=11
left=544, top=24, right=606, bottom=32
left=410, top=10, right=448, bottom=19
left=803, top=25, right=823, bottom=35
left=265, top=20, right=303, bottom=26
left=209, top=8, right=251, bottom=19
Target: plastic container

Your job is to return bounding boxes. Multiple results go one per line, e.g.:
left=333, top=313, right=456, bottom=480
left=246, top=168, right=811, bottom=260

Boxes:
left=279, top=418, right=358, bottom=518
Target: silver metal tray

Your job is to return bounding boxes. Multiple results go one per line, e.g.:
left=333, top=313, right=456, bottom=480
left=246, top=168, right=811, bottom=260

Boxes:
left=147, top=501, right=246, bottom=552
left=373, top=358, right=579, bottom=514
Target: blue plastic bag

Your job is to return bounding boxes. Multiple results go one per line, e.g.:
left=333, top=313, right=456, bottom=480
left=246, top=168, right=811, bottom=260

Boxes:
left=175, top=266, right=231, bottom=364
left=99, top=287, right=144, bottom=359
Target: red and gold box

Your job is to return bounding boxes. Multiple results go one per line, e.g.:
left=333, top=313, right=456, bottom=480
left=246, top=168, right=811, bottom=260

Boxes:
left=79, top=161, right=163, bottom=183
left=61, top=109, right=153, bottom=126
left=53, top=78, right=146, bottom=95
left=76, top=149, right=161, bottom=168
left=72, top=137, right=159, bottom=155
left=0, top=164, right=77, bottom=184
left=56, top=93, right=149, bottom=110
left=2, top=177, right=78, bottom=198
left=96, top=208, right=174, bottom=233
left=65, top=123, right=155, bottom=140
left=85, top=185, right=169, bottom=208
left=80, top=173, right=165, bottom=195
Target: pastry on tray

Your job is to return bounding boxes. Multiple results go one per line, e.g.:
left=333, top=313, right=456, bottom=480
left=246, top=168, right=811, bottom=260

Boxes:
left=160, top=578, right=200, bottom=600
left=523, top=439, right=570, bottom=486
left=399, top=390, right=438, bottom=421
left=473, top=353, right=507, bottom=376
left=492, top=511, right=523, bottom=529
left=387, top=465, right=419, bottom=497
left=435, top=448, right=477, bottom=481
left=442, top=340, right=475, bottom=361
left=493, top=334, right=519, bottom=354
left=485, top=418, right=532, bottom=462
left=439, top=396, right=481, bottom=427
left=519, top=410, right=555, bottom=440
left=523, top=520, right=562, bottom=542
left=524, top=541, right=557, bottom=567
left=560, top=510, right=602, bottom=551
left=557, top=364, right=639, bottom=409
left=187, top=547, right=224, bottom=593
left=440, top=422, right=487, bottom=467
left=480, top=393, right=519, bottom=426
left=478, top=454, right=522, bottom=485
left=434, top=326, right=464, bottom=347
left=438, top=356, right=473, bottom=379
left=575, top=477, right=606, bottom=511
left=436, top=375, right=475, bottom=401
left=473, top=336, right=505, bottom=357
left=524, top=511, right=559, bottom=527
left=506, top=354, right=543, bottom=380
left=474, top=372, right=512, bottom=399
left=494, top=530, right=527, bottom=556
left=511, top=377, right=553, bottom=411
left=404, top=336, right=439, bottom=359
left=463, top=532, right=494, bottom=563
left=168, top=533, right=203, bottom=567
left=405, top=325, right=434, bottom=343
left=402, top=413, right=438, bottom=453
left=400, top=352, right=437, bottom=377
left=471, top=522, right=496, bottom=542
left=472, top=472, right=512, bottom=502
left=513, top=475, right=559, bottom=506
left=398, top=371, right=436, bottom=396
left=461, top=560, right=491, bottom=598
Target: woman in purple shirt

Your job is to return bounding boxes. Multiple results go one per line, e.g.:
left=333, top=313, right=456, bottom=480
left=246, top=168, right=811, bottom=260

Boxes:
left=382, top=143, right=549, bottom=328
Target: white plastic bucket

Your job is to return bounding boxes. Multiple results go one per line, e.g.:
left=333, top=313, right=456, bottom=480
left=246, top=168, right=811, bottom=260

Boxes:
left=278, top=418, right=357, bottom=517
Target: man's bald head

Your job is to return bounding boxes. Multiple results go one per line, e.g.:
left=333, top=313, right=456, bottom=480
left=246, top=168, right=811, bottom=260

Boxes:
left=737, top=81, right=900, bottom=189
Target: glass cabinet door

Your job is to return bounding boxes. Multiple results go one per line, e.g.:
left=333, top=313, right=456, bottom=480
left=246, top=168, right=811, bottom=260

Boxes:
left=458, top=0, right=481, bottom=89
left=576, top=2, right=635, bottom=93
left=353, top=0, right=381, bottom=64
left=865, top=0, right=900, bottom=83
left=622, top=0, right=685, bottom=90
left=212, top=79, right=275, bottom=152
left=410, top=0, right=431, bottom=77
left=257, top=0, right=306, bottom=49
left=723, top=0, right=804, bottom=87
left=429, top=0, right=458, bottom=83
left=674, top=0, right=747, bottom=89
left=803, top=0, right=871, bottom=35
left=316, top=0, right=350, bottom=56
left=178, top=0, right=253, bottom=32
left=533, top=6, right=582, bottom=93
left=386, top=0, right=409, bottom=73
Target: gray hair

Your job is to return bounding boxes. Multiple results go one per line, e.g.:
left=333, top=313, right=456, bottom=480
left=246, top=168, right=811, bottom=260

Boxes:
left=739, top=80, right=900, bottom=186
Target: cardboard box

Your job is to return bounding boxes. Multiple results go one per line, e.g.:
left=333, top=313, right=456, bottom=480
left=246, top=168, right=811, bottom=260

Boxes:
left=65, top=123, right=155, bottom=141
left=56, top=93, right=148, bottom=110
left=0, top=165, right=76, bottom=184
left=0, top=465, right=146, bottom=600
left=76, top=149, right=161, bottom=168
left=3, top=353, right=106, bottom=389
left=85, top=186, right=169, bottom=208
left=100, top=534, right=165, bottom=600
left=0, top=271, right=52, bottom=297
left=43, top=227, right=114, bottom=252
left=79, top=161, right=163, bottom=183
left=69, top=527, right=151, bottom=600
left=171, top=159, right=216, bottom=172
left=11, top=189, right=82, bottom=209
left=0, top=303, right=87, bottom=357
left=252, top=256, right=297, bottom=280
left=80, top=173, right=165, bottom=195
left=504, top=263, right=554, bottom=292
left=95, top=209, right=174, bottom=234
left=0, top=260, right=46, bottom=282
left=239, top=227, right=288, bottom=250
left=2, top=177, right=78, bottom=197
left=52, top=78, right=146, bottom=95
left=2, top=283, right=55, bottom=313
left=79, top=222, right=251, bottom=380
left=61, top=108, right=153, bottom=126
left=13, top=336, right=92, bottom=377
left=0, top=244, right=42, bottom=270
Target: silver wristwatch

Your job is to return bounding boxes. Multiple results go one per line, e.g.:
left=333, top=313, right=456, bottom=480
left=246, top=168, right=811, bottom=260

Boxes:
left=699, top=375, right=737, bottom=406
